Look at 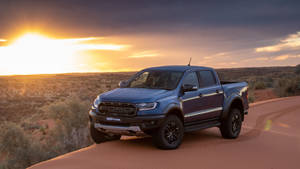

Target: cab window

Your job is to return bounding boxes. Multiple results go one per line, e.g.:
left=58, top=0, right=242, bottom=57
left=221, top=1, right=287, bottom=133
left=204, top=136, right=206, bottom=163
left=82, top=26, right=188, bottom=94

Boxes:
left=198, top=70, right=217, bottom=88
left=182, top=72, right=199, bottom=88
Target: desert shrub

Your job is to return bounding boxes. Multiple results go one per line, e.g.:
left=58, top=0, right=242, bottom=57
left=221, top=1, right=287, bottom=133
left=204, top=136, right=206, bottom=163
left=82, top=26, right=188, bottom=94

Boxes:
left=0, top=122, right=46, bottom=169
left=21, top=121, right=42, bottom=131
left=296, top=64, right=300, bottom=75
left=263, top=76, right=274, bottom=88
left=274, top=77, right=300, bottom=97
left=253, top=81, right=266, bottom=90
left=46, top=97, right=90, bottom=131
left=248, top=90, right=255, bottom=103
left=42, top=97, right=92, bottom=154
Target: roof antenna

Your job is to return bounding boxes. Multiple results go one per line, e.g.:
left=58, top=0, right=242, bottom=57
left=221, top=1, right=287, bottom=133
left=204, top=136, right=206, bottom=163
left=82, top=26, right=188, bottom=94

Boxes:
left=188, top=57, right=192, bottom=66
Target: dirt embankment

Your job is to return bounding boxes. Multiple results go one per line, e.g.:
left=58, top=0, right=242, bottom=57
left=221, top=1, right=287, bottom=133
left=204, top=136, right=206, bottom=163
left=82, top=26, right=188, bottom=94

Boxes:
left=29, top=96, right=300, bottom=169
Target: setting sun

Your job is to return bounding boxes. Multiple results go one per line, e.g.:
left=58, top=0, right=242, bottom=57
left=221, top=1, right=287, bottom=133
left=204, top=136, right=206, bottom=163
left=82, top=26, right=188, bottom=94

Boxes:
left=0, top=33, right=127, bottom=75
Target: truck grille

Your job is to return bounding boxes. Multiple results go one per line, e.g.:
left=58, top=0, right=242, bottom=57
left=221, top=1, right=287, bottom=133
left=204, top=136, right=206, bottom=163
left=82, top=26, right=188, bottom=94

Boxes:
left=98, top=102, right=137, bottom=117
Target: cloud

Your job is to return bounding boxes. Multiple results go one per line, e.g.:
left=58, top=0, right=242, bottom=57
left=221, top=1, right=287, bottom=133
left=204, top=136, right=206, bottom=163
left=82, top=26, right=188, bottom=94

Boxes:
left=215, top=52, right=227, bottom=56
left=273, top=54, right=300, bottom=60
left=256, top=57, right=269, bottom=61
left=75, top=44, right=128, bottom=51
left=255, top=31, right=300, bottom=53
left=203, top=52, right=230, bottom=60
left=273, top=55, right=289, bottom=60
left=2, top=33, right=128, bottom=51
left=203, top=56, right=212, bottom=59
left=128, top=51, right=160, bottom=58
left=1, top=0, right=300, bottom=38
left=60, top=37, right=103, bottom=43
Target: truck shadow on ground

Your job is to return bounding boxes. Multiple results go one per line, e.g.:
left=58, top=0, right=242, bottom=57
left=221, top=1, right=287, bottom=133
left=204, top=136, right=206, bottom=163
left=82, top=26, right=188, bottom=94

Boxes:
left=111, top=128, right=225, bottom=150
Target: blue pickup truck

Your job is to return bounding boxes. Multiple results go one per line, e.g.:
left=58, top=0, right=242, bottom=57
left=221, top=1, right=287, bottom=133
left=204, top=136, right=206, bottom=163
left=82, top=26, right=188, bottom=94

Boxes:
left=89, top=65, right=249, bottom=149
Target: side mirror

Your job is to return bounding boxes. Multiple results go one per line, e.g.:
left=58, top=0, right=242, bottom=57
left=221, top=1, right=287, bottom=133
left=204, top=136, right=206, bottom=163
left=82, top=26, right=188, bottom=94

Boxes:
left=119, top=80, right=128, bottom=88
left=182, top=84, right=198, bottom=92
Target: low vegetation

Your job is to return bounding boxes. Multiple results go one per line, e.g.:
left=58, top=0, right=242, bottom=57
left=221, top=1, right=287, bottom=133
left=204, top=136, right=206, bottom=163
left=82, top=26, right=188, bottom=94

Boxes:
left=44, top=97, right=92, bottom=155
left=0, top=66, right=300, bottom=168
left=0, top=122, right=46, bottom=169
left=0, top=97, right=92, bottom=169
left=296, top=64, right=300, bottom=75
left=273, top=77, right=300, bottom=97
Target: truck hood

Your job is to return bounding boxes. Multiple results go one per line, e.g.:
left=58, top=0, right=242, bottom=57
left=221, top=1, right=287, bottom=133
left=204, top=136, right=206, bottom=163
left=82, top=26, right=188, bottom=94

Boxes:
left=100, top=88, right=174, bottom=103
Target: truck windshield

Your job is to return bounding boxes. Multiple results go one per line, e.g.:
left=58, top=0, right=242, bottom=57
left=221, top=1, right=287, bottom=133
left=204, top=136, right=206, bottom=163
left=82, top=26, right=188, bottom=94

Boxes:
left=128, top=71, right=183, bottom=90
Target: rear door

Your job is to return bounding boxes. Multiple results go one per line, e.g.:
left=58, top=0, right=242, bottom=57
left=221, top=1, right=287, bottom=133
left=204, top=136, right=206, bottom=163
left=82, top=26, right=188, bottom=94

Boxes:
left=196, top=70, right=224, bottom=120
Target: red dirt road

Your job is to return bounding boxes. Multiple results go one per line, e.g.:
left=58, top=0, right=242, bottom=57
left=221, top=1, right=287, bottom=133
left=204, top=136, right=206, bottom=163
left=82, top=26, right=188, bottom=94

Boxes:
left=29, top=96, right=300, bottom=169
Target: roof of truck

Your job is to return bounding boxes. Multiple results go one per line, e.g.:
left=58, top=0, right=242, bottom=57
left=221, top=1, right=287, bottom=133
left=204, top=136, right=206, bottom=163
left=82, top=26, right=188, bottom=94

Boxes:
left=143, top=65, right=213, bottom=72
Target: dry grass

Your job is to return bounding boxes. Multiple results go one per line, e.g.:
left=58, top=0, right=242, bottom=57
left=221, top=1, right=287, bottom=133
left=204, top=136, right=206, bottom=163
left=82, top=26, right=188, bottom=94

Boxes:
left=0, top=72, right=133, bottom=122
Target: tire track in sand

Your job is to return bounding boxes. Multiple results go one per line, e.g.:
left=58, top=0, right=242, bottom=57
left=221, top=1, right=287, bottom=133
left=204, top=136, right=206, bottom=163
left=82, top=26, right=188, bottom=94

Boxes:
left=239, top=104, right=300, bottom=141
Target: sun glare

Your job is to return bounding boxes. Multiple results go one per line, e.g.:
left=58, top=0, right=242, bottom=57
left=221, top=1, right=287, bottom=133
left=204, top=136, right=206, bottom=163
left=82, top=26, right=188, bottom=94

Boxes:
left=0, top=33, right=127, bottom=75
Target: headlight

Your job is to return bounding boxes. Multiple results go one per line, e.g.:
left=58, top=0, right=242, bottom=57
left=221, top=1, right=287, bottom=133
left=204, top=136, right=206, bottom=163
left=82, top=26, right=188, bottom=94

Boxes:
left=93, top=96, right=101, bottom=109
left=136, top=102, right=157, bottom=111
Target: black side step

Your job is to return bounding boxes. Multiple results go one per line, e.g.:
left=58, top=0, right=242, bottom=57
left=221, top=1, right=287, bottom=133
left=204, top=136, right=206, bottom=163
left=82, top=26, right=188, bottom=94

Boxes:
left=184, top=120, right=221, bottom=132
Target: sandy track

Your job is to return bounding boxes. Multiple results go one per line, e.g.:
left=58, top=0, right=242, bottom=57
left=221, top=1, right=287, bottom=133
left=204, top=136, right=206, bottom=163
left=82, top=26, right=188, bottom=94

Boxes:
left=29, top=96, right=300, bottom=169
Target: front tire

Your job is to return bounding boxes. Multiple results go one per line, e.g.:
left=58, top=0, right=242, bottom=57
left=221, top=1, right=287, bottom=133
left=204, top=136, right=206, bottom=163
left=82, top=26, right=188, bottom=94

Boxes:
left=152, top=115, right=184, bottom=149
left=219, top=108, right=242, bottom=139
left=89, top=122, right=121, bottom=144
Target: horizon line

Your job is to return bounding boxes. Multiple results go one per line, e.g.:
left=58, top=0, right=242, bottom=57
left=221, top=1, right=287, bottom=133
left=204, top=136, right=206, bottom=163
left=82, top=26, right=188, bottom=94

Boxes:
left=0, top=65, right=297, bottom=77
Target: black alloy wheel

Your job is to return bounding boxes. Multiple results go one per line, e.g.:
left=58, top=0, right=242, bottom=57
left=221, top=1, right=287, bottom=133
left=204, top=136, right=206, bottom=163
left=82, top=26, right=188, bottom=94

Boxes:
left=152, top=115, right=184, bottom=149
left=219, top=108, right=242, bottom=139
left=231, top=112, right=242, bottom=134
left=164, top=120, right=181, bottom=144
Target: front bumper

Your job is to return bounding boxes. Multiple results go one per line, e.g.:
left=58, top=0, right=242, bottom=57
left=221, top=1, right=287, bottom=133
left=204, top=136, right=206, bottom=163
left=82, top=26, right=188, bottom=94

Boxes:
left=89, top=110, right=165, bottom=136
left=94, top=123, right=144, bottom=135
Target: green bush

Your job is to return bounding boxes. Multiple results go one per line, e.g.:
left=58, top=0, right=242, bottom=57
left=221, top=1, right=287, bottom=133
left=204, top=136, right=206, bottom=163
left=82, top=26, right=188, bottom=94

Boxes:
left=263, top=77, right=274, bottom=88
left=253, top=81, right=266, bottom=90
left=42, top=97, right=92, bottom=154
left=0, top=122, right=46, bottom=169
left=274, top=78, right=300, bottom=97
left=46, top=97, right=89, bottom=131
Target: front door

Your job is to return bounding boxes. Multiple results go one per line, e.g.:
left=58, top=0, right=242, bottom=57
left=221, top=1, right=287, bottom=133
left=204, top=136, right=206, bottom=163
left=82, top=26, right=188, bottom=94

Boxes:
left=180, top=71, right=204, bottom=123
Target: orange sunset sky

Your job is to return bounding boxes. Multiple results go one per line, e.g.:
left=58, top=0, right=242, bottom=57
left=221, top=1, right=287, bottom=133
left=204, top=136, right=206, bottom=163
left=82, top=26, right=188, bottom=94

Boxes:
left=0, top=0, right=300, bottom=75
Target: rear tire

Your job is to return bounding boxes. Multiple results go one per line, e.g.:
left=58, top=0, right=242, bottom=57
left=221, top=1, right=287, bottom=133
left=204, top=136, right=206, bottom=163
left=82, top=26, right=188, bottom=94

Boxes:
left=220, top=108, right=242, bottom=139
left=152, top=115, right=184, bottom=149
left=89, top=122, right=121, bottom=144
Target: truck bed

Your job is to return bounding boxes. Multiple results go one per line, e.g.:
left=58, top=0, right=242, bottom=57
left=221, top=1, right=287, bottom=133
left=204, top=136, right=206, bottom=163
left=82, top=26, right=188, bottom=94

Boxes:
left=221, top=81, right=248, bottom=93
left=220, top=81, right=243, bottom=85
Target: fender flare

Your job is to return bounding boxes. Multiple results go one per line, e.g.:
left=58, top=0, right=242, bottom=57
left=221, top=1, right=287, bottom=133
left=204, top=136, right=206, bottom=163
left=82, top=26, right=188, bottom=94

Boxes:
left=162, top=103, right=184, bottom=122
left=221, top=94, right=244, bottom=120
